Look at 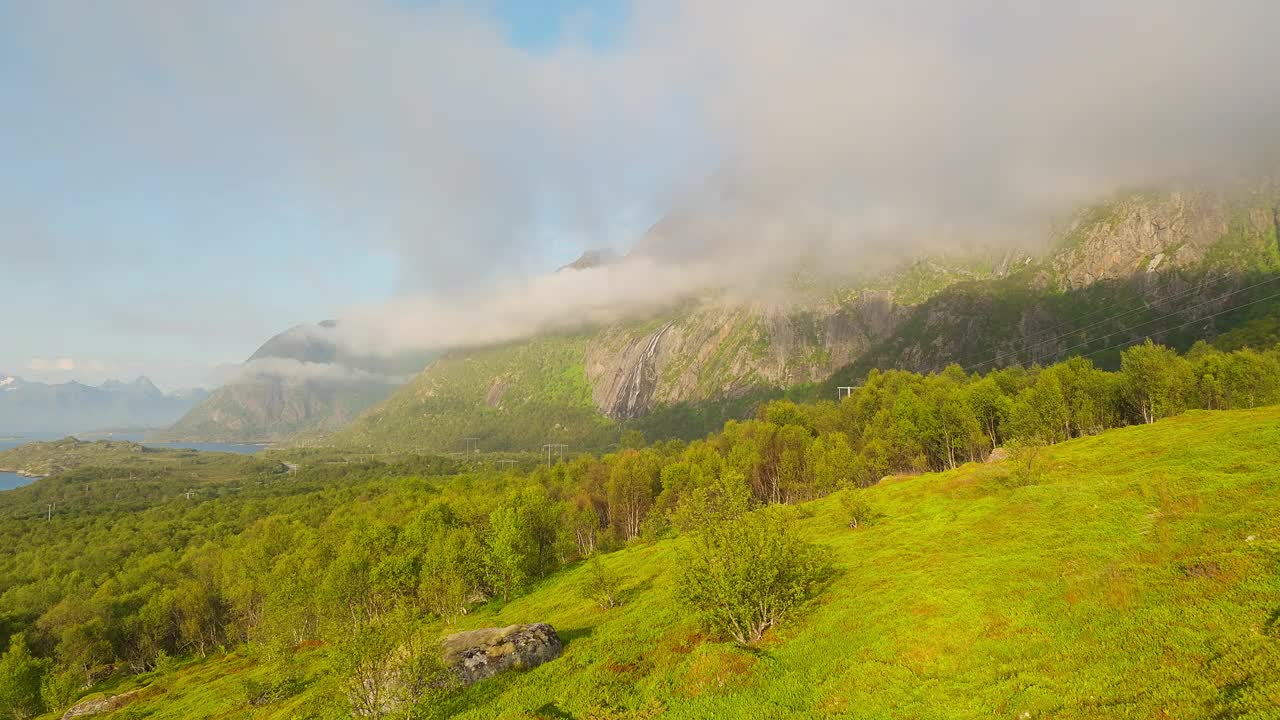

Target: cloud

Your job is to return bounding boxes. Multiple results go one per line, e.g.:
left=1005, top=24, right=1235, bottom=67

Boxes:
left=210, top=358, right=408, bottom=386
left=27, top=357, right=76, bottom=371
left=8, top=0, right=1280, bottom=358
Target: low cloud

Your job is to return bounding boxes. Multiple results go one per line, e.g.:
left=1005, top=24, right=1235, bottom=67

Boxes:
left=328, top=254, right=736, bottom=355
left=8, top=1, right=1280, bottom=361
left=28, top=357, right=76, bottom=371
left=211, top=358, right=409, bottom=386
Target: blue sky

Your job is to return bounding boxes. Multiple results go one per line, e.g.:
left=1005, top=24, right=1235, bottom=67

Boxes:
left=0, top=0, right=644, bottom=389
left=3, top=1, right=1275, bottom=390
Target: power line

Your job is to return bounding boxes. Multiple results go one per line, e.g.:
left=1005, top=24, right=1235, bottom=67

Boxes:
left=1029, top=270, right=1229, bottom=341
left=964, top=274, right=1280, bottom=373
left=966, top=272, right=1247, bottom=371
left=1029, top=281, right=1280, bottom=368
left=1068, top=287, right=1280, bottom=363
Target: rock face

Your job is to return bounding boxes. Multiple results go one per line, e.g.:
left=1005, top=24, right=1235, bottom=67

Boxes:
left=442, top=623, right=563, bottom=686
left=338, top=186, right=1280, bottom=451
left=585, top=293, right=902, bottom=419
left=61, top=689, right=143, bottom=719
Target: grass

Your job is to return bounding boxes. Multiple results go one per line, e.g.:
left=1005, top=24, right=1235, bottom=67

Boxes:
left=67, top=405, right=1280, bottom=719
left=333, top=334, right=619, bottom=453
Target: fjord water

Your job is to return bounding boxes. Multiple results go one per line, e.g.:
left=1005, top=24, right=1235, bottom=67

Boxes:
left=0, top=434, right=264, bottom=491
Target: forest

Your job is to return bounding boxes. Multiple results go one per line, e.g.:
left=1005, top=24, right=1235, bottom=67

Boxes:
left=1, top=339, right=1279, bottom=718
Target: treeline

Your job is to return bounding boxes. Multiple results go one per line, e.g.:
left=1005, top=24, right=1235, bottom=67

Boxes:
left=1, top=339, right=1278, bottom=718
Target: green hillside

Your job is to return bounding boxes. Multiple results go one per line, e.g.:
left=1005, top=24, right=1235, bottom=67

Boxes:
left=14, top=405, right=1276, bottom=719
left=421, top=408, right=1280, bottom=719
left=333, top=334, right=617, bottom=453
left=334, top=188, right=1280, bottom=455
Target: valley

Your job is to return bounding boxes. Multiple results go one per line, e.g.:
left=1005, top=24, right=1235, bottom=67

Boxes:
left=5, top=5, right=1280, bottom=718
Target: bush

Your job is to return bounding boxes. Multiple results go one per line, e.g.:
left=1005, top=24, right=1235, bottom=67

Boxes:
left=838, top=487, right=876, bottom=529
left=1005, top=436, right=1046, bottom=487
left=676, top=507, right=830, bottom=645
left=580, top=554, right=623, bottom=610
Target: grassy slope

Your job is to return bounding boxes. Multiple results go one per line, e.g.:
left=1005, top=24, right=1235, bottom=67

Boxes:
left=334, top=335, right=618, bottom=453
left=79, top=406, right=1280, bottom=719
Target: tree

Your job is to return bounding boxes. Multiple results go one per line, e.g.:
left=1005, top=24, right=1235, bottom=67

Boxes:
left=419, top=555, right=468, bottom=626
left=174, top=577, right=225, bottom=657
left=485, top=506, right=529, bottom=601
left=966, top=376, right=1012, bottom=450
left=1008, top=371, right=1070, bottom=444
left=676, top=508, right=829, bottom=645
left=806, top=433, right=858, bottom=497
left=1121, top=340, right=1193, bottom=424
left=606, top=450, right=660, bottom=541
left=0, top=634, right=46, bottom=720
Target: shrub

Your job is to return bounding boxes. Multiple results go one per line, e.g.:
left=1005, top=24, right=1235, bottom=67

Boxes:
left=1006, top=436, right=1046, bottom=487
left=676, top=508, right=830, bottom=645
left=581, top=554, right=623, bottom=610
left=838, top=487, right=876, bottom=529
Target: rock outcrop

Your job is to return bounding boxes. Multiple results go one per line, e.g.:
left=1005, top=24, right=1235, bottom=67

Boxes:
left=442, top=623, right=563, bottom=686
left=585, top=294, right=902, bottom=419
left=337, top=187, right=1280, bottom=451
left=61, top=689, right=143, bottom=719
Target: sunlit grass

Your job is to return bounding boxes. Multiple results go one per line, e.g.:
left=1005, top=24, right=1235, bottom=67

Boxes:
left=66, top=407, right=1280, bottom=719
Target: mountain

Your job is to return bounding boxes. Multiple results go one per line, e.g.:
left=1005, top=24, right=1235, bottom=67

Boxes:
left=0, top=374, right=206, bottom=434
left=157, top=321, right=433, bottom=442
left=335, top=186, right=1280, bottom=452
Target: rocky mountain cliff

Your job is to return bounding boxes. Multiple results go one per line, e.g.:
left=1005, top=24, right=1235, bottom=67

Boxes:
left=335, top=187, right=1280, bottom=452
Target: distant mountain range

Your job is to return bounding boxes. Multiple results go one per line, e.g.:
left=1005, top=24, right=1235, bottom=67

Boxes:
left=0, top=374, right=207, bottom=434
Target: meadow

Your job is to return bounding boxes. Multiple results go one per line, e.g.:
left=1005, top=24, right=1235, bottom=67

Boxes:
left=34, top=406, right=1278, bottom=719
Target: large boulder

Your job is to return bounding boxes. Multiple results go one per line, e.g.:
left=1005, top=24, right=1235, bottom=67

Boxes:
left=442, top=623, right=563, bottom=686
left=61, top=689, right=143, bottom=719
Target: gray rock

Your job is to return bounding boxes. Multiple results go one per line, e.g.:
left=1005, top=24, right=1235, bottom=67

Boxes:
left=61, top=689, right=143, bottom=719
left=986, top=447, right=1010, bottom=463
left=441, top=623, right=563, bottom=686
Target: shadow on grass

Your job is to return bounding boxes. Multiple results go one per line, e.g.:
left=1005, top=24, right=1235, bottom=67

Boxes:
left=1265, top=606, right=1280, bottom=639
left=558, top=625, right=593, bottom=647
left=618, top=578, right=654, bottom=607
left=531, top=701, right=576, bottom=719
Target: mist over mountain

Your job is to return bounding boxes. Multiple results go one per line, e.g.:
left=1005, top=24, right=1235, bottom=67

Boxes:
left=333, top=185, right=1280, bottom=452
left=158, top=321, right=433, bottom=442
left=0, top=373, right=206, bottom=434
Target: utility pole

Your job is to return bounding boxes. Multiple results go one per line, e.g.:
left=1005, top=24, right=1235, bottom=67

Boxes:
left=463, top=437, right=480, bottom=454
left=184, top=489, right=194, bottom=500
left=837, top=386, right=860, bottom=401
left=46, top=503, right=53, bottom=522
left=496, top=459, right=519, bottom=470
left=541, top=443, right=568, bottom=468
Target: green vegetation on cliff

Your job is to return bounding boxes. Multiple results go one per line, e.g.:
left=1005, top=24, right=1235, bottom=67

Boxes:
left=331, top=189, right=1280, bottom=456
left=335, top=335, right=617, bottom=453
left=2, top=339, right=1279, bottom=718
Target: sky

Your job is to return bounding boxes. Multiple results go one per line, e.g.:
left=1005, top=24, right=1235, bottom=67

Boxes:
left=0, top=0, right=653, bottom=389
left=2, top=1, right=1278, bottom=389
